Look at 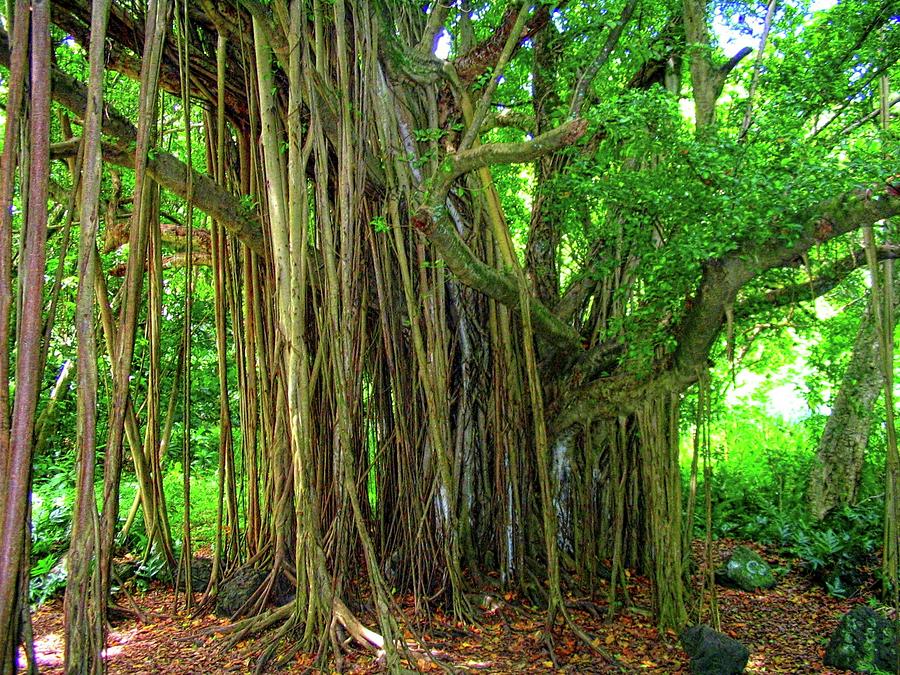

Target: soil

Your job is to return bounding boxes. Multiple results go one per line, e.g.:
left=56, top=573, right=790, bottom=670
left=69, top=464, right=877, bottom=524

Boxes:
left=24, top=540, right=892, bottom=673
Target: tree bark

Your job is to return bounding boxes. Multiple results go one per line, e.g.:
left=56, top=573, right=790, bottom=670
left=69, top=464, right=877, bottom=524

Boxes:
left=0, top=1, right=50, bottom=668
left=808, top=282, right=897, bottom=520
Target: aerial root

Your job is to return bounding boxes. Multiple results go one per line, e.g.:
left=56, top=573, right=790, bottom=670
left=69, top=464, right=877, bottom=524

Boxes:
left=333, top=597, right=386, bottom=651
left=107, top=599, right=148, bottom=624
left=231, top=558, right=289, bottom=620
left=199, top=591, right=458, bottom=672
left=542, top=630, right=560, bottom=670
left=109, top=567, right=149, bottom=623
left=449, top=587, right=479, bottom=627
left=254, top=612, right=302, bottom=675
left=565, top=598, right=605, bottom=620
left=560, top=605, right=624, bottom=671
left=210, top=603, right=294, bottom=648
left=329, top=614, right=346, bottom=672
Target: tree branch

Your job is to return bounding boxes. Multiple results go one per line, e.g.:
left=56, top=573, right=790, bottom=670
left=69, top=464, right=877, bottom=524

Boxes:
left=672, top=182, right=900, bottom=375
left=719, top=47, right=752, bottom=77
left=412, top=207, right=583, bottom=351
left=0, top=28, right=139, bottom=144
left=447, top=118, right=588, bottom=183
left=103, top=218, right=212, bottom=255
left=484, top=108, right=536, bottom=133
left=452, top=4, right=556, bottom=86
left=108, top=251, right=213, bottom=277
left=735, top=244, right=900, bottom=319
left=552, top=182, right=900, bottom=431
left=570, top=0, right=638, bottom=117
left=51, top=140, right=266, bottom=255
left=841, top=95, right=900, bottom=135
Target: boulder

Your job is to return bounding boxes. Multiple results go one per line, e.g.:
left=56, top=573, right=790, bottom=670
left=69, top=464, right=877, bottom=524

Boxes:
left=271, top=570, right=295, bottom=607
left=824, top=605, right=898, bottom=673
left=681, top=624, right=750, bottom=675
left=188, top=557, right=212, bottom=593
left=715, top=546, right=776, bottom=591
left=112, top=558, right=136, bottom=582
left=174, top=557, right=213, bottom=592
left=215, top=567, right=266, bottom=617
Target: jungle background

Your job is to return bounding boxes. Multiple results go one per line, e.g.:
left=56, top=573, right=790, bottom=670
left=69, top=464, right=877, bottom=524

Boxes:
left=0, top=0, right=898, bottom=671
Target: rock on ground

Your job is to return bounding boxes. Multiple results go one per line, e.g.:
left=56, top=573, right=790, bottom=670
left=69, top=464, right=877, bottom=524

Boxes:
left=215, top=567, right=267, bottom=617
left=680, top=624, right=750, bottom=674
left=715, top=545, right=776, bottom=591
left=824, top=604, right=898, bottom=673
left=188, top=557, right=212, bottom=593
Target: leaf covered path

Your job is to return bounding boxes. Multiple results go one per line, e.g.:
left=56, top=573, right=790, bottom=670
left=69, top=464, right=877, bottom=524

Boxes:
left=27, top=542, right=876, bottom=673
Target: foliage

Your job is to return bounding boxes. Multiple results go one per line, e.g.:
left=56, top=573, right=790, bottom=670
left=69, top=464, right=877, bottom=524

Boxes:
left=783, top=503, right=883, bottom=598
left=687, top=399, right=887, bottom=598
left=29, top=469, right=223, bottom=605
left=29, top=474, right=74, bottom=604
left=685, top=403, right=814, bottom=523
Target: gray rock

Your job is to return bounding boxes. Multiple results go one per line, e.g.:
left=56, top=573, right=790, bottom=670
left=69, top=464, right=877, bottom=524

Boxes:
left=681, top=624, right=749, bottom=674
left=824, top=605, right=898, bottom=673
left=715, top=546, right=776, bottom=591
left=174, top=556, right=213, bottom=592
left=215, top=567, right=266, bottom=617
left=271, top=570, right=294, bottom=607
left=189, top=557, right=212, bottom=593
left=112, top=558, right=136, bottom=582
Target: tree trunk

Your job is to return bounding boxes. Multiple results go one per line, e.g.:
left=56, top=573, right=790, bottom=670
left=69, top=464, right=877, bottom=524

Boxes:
left=62, top=0, right=110, bottom=668
left=809, top=279, right=899, bottom=520
left=0, top=1, right=51, bottom=668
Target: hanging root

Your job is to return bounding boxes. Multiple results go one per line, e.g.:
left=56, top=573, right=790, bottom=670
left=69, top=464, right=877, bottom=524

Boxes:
left=229, top=557, right=290, bottom=621
left=451, top=588, right=478, bottom=626
left=386, top=592, right=458, bottom=674
left=333, top=597, right=386, bottom=651
left=202, top=602, right=293, bottom=651
left=110, top=568, right=149, bottom=622
left=253, top=611, right=305, bottom=675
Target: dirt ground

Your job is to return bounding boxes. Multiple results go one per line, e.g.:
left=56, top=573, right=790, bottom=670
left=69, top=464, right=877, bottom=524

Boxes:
left=25, top=541, right=884, bottom=673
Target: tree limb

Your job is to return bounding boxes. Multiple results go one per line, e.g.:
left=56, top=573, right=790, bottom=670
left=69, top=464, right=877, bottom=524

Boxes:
left=719, top=47, right=753, bottom=77
left=735, top=244, right=900, bottom=319
left=452, top=4, right=556, bottom=86
left=412, top=208, right=583, bottom=351
left=108, top=251, right=213, bottom=276
left=0, top=28, right=139, bottom=144
left=552, top=182, right=900, bottom=431
left=484, top=108, right=536, bottom=133
left=673, top=182, right=900, bottom=376
left=841, top=95, right=900, bottom=135
left=447, top=118, right=588, bottom=183
left=51, top=139, right=266, bottom=255
left=570, top=0, right=638, bottom=117
left=103, top=218, right=212, bottom=255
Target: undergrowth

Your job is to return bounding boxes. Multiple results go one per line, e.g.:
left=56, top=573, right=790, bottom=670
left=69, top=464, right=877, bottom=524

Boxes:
left=29, top=469, right=221, bottom=604
left=685, top=404, right=888, bottom=599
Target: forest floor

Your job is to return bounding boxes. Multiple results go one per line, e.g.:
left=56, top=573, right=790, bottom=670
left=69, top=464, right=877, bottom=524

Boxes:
left=26, top=540, right=875, bottom=674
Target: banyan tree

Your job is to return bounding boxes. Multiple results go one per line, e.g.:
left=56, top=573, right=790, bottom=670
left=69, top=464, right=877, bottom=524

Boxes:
left=0, top=0, right=898, bottom=671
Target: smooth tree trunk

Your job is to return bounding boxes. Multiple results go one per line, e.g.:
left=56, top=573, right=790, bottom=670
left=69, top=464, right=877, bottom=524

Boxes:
left=0, top=2, right=30, bottom=666
left=0, top=0, right=51, bottom=668
left=97, top=0, right=170, bottom=629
